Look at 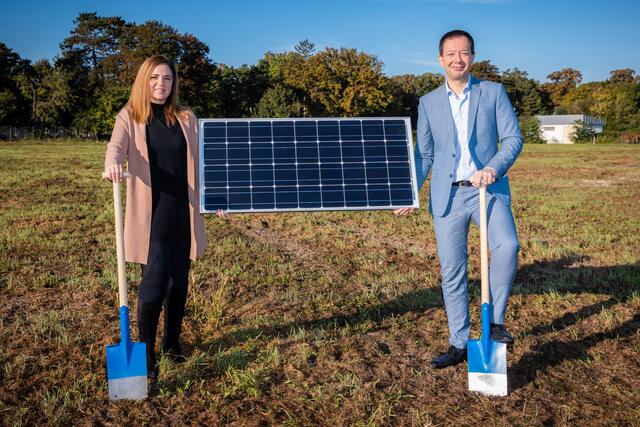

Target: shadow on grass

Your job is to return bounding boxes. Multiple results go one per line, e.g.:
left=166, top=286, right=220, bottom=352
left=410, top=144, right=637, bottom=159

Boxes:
left=510, top=313, right=640, bottom=391
left=513, top=255, right=639, bottom=301
left=524, top=297, right=619, bottom=338
left=195, top=286, right=443, bottom=353
left=505, top=255, right=639, bottom=390
left=192, top=254, right=638, bottom=388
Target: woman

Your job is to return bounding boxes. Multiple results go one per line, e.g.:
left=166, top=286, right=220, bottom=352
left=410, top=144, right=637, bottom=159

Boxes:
left=104, top=55, right=224, bottom=379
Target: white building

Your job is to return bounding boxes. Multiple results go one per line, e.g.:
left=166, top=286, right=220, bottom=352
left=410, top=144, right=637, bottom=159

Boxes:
left=536, top=114, right=605, bottom=144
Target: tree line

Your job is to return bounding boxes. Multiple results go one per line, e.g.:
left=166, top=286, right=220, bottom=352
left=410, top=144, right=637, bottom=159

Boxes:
left=1, top=12, right=639, bottom=141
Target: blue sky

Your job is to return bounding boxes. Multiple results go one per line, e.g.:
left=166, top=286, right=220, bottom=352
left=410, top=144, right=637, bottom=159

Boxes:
left=2, top=0, right=639, bottom=83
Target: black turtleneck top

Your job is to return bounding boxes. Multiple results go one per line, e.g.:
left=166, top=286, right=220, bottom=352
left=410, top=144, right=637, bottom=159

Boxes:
left=146, top=102, right=190, bottom=243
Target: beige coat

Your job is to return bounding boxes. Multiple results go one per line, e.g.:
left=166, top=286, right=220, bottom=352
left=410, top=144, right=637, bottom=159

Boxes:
left=105, top=106, right=208, bottom=264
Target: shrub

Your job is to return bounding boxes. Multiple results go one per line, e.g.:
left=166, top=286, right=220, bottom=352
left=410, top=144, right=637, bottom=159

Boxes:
left=570, top=119, right=595, bottom=143
left=620, top=132, right=640, bottom=144
left=520, top=116, right=545, bottom=144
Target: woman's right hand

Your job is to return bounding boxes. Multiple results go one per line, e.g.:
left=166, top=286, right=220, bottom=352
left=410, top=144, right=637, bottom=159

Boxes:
left=104, top=164, right=125, bottom=182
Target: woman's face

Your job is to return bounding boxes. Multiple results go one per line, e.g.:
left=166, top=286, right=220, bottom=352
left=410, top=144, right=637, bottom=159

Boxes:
left=149, top=63, right=173, bottom=104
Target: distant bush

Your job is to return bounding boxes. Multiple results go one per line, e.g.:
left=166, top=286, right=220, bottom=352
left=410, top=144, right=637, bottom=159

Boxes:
left=520, top=116, right=545, bottom=144
left=570, top=120, right=595, bottom=144
left=593, top=130, right=620, bottom=144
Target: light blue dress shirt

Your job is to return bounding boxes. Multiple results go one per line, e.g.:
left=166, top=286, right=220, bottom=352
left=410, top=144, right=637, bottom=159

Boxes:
left=446, top=79, right=475, bottom=181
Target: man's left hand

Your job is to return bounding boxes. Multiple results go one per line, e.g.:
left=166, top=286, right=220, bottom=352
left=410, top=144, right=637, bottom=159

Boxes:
left=470, top=168, right=497, bottom=188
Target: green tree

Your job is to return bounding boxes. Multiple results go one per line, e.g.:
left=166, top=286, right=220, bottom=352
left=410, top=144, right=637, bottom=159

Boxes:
left=470, top=60, right=500, bottom=82
left=0, top=42, right=33, bottom=124
left=174, top=34, right=216, bottom=116
left=520, top=116, right=545, bottom=144
left=260, top=51, right=308, bottom=116
left=57, top=13, right=126, bottom=126
left=302, top=47, right=392, bottom=116
left=558, top=82, right=600, bottom=114
left=608, top=68, right=635, bottom=84
left=57, top=13, right=217, bottom=128
left=570, top=119, right=595, bottom=143
left=0, top=89, right=17, bottom=123
left=294, top=39, right=316, bottom=58
left=256, top=85, right=301, bottom=117
left=208, top=64, right=270, bottom=118
left=609, top=84, right=640, bottom=131
left=541, top=68, right=582, bottom=109
left=86, top=86, right=130, bottom=136
left=500, top=68, right=546, bottom=116
left=31, top=61, right=74, bottom=127
left=387, top=74, right=419, bottom=120
left=414, top=72, right=445, bottom=96
left=589, top=85, right=615, bottom=119
left=59, top=13, right=126, bottom=89
left=386, top=72, right=443, bottom=125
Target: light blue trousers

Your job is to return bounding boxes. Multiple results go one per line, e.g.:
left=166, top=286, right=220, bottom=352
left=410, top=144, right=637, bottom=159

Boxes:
left=432, top=186, right=519, bottom=349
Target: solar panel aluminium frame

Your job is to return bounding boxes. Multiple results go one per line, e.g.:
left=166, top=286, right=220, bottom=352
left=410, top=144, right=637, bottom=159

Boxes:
left=199, top=117, right=420, bottom=214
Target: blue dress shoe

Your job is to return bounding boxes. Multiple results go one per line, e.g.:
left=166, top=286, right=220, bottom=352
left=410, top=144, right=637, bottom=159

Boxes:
left=431, top=345, right=467, bottom=369
left=491, top=323, right=514, bottom=345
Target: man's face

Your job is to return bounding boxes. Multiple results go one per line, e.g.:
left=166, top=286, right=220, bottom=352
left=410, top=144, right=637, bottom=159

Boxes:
left=439, top=36, right=475, bottom=81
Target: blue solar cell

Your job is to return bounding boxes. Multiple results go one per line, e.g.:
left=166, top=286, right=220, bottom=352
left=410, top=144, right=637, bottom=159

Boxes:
left=340, top=120, right=362, bottom=141
left=251, top=144, right=273, bottom=164
left=200, top=118, right=418, bottom=213
left=250, top=121, right=271, bottom=142
left=252, top=166, right=274, bottom=186
left=275, top=166, right=297, bottom=186
left=227, top=122, right=249, bottom=142
left=276, top=188, right=298, bottom=209
left=319, top=143, right=342, bottom=162
left=273, top=121, right=294, bottom=141
left=295, top=121, right=317, bottom=142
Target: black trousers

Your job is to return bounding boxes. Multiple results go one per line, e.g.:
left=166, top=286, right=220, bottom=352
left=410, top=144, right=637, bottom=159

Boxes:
left=137, top=239, right=191, bottom=353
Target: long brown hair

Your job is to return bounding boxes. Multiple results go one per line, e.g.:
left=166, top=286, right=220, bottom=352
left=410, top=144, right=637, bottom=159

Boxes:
left=127, top=55, right=186, bottom=125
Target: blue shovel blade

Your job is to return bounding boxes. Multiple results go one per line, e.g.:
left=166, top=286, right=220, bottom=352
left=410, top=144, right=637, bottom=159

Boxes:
left=106, top=341, right=148, bottom=400
left=106, top=307, right=148, bottom=400
left=106, top=340, right=148, bottom=380
left=467, top=304, right=508, bottom=396
left=467, top=338, right=507, bottom=396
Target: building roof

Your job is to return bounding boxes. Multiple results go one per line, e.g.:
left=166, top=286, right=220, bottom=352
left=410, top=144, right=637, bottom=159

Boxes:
left=536, top=114, right=605, bottom=127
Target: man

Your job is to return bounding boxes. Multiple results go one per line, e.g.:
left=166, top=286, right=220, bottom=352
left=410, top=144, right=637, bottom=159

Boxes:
left=395, top=30, right=522, bottom=368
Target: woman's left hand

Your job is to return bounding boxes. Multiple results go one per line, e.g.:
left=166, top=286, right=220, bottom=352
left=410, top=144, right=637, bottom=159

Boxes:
left=216, top=209, right=231, bottom=219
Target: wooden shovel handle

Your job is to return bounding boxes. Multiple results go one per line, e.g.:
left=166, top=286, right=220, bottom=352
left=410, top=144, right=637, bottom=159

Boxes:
left=479, top=186, right=490, bottom=305
left=103, top=171, right=130, bottom=308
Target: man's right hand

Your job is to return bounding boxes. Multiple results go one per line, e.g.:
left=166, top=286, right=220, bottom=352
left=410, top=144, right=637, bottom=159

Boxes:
left=394, top=207, right=414, bottom=216
left=104, top=164, right=125, bottom=182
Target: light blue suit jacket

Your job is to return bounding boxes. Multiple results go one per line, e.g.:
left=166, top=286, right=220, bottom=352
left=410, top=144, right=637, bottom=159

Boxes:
left=415, top=75, right=523, bottom=217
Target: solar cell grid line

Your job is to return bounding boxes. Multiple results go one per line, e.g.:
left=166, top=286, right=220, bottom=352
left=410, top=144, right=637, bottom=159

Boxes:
left=200, top=117, right=420, bottom=213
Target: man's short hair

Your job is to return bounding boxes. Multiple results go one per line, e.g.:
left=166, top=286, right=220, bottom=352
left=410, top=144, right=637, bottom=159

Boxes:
left=439, top=30, right=475, bottom=55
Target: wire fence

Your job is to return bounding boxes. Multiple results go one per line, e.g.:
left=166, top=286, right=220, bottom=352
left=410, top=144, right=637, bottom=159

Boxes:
left=0, top=126, right=100, bottom=141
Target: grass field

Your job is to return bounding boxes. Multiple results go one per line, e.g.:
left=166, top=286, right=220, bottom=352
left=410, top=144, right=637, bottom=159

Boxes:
left=0, top=140, right=639, bottom=426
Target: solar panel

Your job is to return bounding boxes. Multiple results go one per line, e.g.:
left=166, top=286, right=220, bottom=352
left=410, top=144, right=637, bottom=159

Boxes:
left=199, top=118, right=419, bottom=213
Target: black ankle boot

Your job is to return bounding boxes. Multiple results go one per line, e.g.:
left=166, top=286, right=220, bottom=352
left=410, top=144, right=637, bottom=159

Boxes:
left=162, top=294, right=187, bottom=362
left=137, top=300, right=162, bottom=379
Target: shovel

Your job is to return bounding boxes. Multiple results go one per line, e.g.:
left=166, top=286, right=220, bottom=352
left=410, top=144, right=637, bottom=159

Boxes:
left=104, top=172, right=148, bottom=400
left=467, top=186, right=508, bottom=396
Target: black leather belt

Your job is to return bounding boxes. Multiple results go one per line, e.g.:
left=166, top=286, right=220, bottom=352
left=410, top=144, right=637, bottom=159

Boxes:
left=452, top=180, right=473, bottom=187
